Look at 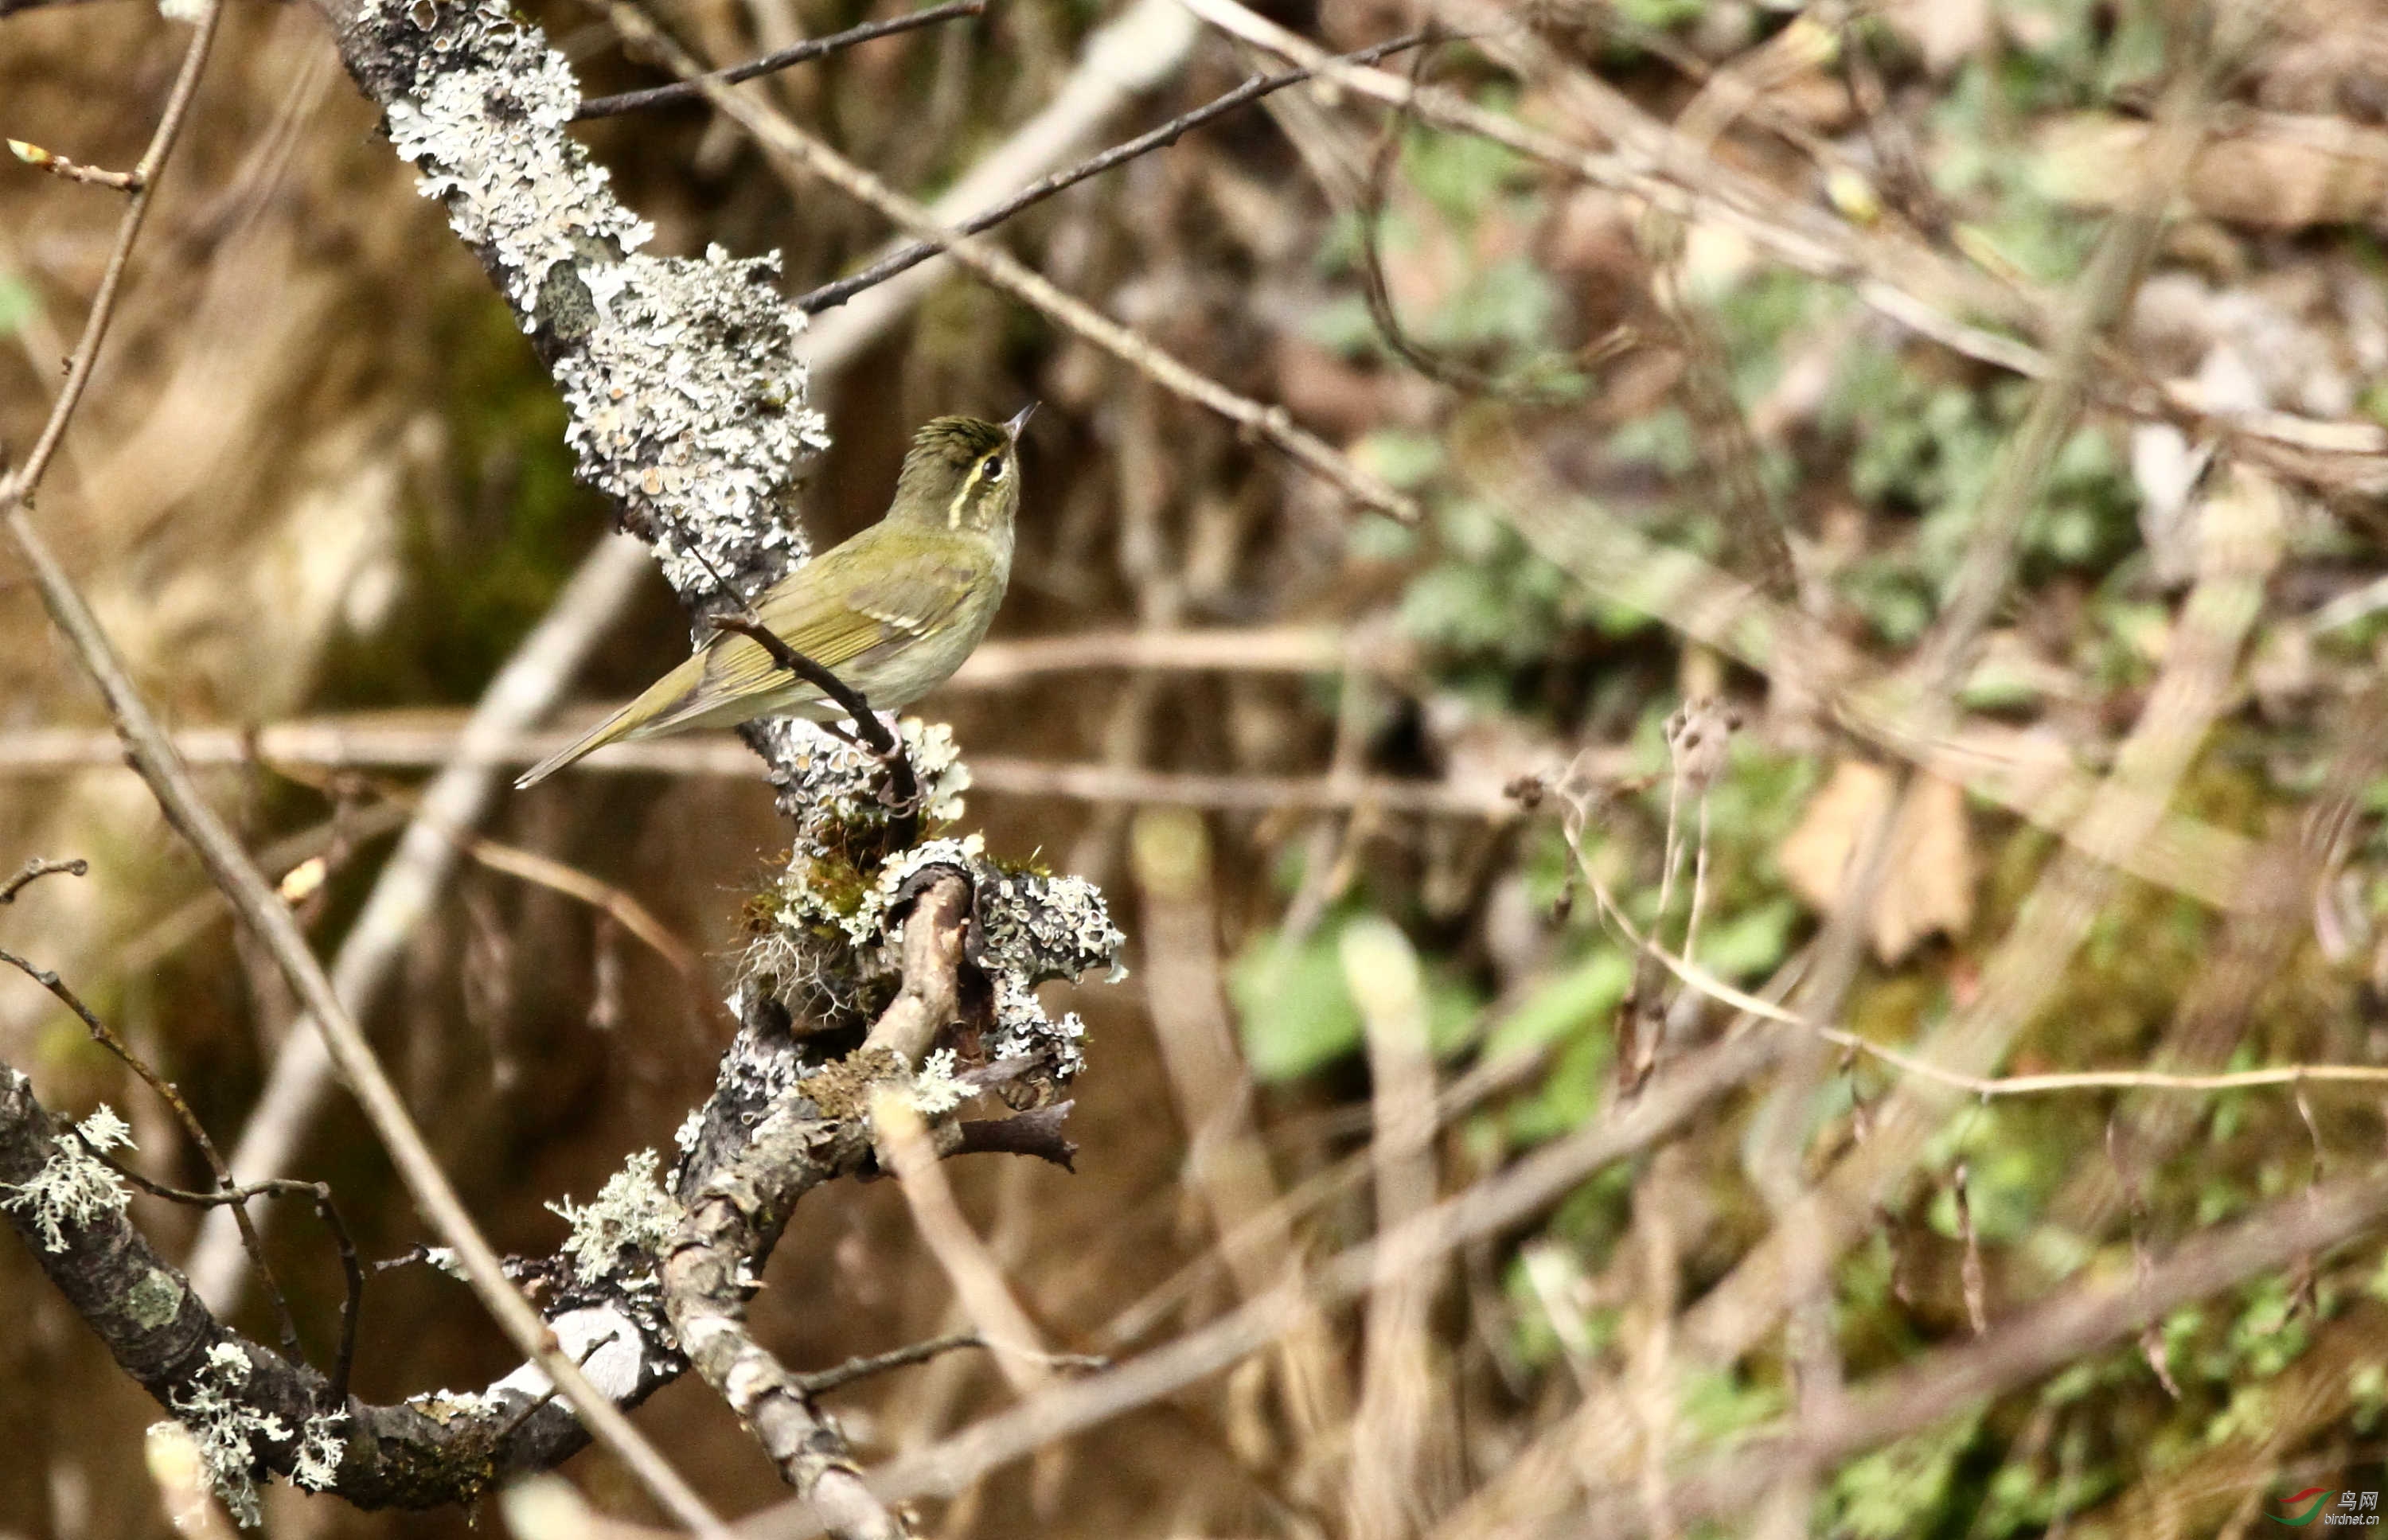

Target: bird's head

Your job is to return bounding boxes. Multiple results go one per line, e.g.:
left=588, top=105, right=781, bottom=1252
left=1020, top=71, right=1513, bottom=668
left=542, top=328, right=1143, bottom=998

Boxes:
left=890, top=404, right=1035, bottom=536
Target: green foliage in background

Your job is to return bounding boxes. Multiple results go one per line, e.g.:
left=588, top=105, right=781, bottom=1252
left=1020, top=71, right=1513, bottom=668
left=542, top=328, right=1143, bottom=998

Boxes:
left=0, top=275, right=33, bottom=338
left=319, top=290, right=604, bottom=709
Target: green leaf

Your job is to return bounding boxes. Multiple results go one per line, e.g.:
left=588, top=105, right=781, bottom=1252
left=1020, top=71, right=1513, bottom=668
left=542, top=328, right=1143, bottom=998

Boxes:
left=1352, top=428, right=1446, bottom=493
left=1692, top=896, right=1799, bottom=981
left=1826, top=1411, right=1984, bottom=1539
left=0, top=276, right=33, bottom=337
left=1485, top=949, right=1632, bottom=1061
left=1230, top=926, right=1364, bottom=1083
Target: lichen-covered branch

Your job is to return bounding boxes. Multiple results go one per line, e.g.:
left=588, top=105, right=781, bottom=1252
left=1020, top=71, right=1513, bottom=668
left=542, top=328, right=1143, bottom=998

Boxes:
left=0, top=1059, right=673, bottom=1515
left=322, top=0, right=822, bottom=610
left=0, top=820, right=1116, bottom=1522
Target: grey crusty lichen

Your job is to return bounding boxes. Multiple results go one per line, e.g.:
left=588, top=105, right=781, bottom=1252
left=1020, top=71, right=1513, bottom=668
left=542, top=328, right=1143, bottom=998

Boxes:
left=359, top=0, right=825, bottom=600
left=740, top=729, right=1124, bottom=1084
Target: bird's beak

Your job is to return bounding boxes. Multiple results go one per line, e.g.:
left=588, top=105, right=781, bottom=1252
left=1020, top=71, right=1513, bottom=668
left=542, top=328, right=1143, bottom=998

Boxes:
left=1003, top=401, right=1040, bottom=442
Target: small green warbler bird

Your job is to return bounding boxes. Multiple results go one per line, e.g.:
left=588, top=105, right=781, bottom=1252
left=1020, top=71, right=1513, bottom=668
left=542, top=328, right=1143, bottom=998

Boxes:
left=516, top=406, right=1032, bottom=789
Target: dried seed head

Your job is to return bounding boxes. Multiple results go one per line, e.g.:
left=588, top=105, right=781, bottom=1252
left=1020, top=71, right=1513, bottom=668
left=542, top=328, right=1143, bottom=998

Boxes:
left=1664, top=696, right=1742, bottom=797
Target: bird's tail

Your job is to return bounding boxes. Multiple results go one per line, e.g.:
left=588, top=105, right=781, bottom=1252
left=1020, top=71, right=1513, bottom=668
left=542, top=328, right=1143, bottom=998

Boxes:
left=515, top=653, right=716, bottom=789
left=513, top=696, right=652, bottom=789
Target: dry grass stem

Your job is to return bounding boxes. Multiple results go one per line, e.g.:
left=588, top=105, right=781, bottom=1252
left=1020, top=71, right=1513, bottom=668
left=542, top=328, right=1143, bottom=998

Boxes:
left=1344, top=917, right=1448, bottom=1538
left=1130, top=809, right=1350, bottom=1444
left=874, top=1091, right=1055, bottom=1401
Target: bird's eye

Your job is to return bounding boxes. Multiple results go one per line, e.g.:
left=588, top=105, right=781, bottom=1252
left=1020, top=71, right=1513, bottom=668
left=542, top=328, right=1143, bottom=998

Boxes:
left=981, top=456, right=1007, bottom=484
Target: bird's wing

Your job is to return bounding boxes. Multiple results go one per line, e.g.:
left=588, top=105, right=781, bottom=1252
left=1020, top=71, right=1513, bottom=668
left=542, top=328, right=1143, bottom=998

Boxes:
left=689, top=540, right=980, bottom=704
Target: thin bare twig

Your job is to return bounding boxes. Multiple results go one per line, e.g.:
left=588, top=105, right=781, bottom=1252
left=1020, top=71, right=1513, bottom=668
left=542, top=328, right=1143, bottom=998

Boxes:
left=260, top=758, right=708, bottom=982
left=490, top=1324, right=629, bottom=1448
left=1681, top=508, right=2280, bottom=1376
left=0, top=723, right=1537, bottom=815
left=1905, top=25, right=2224, bottom=698
left=1658, top=1173, right=2388, bottom=1528
left=1181, top=0, right=2388, bottom=491
left=741, top=1031, right=1787, bottom=1538
left=660, top=873, right=979, bottom=1538
left=0, top=856, right=87, bottom=903
left=1353, top=31, right=1507, bottom=396
left=796, top=30, right=1434, bottom=314
left=1347, top=29, right=1622, bottom=401
left=1556, top=811, right=2388, bottom=1098
left=706, top=613, right=922, bottom=843
left=100, top=1160, right=365, bottom=1406
left=572, top=0, right=985, bottom=120
left=0, top=938, right=305, bottom=1362
left=798, top=0, right=1203, bottom=374
left=598, top=0, right=1418, bottom=523
left=875, top=1091, right=1056, bottom=1401
left=6, top=138, right=139, bottom=190
left=797, top=1332, right=989, bottom=1396
left=0, top=2, right=217, bottom=503
left=187, top=535, right=651, bottom=1315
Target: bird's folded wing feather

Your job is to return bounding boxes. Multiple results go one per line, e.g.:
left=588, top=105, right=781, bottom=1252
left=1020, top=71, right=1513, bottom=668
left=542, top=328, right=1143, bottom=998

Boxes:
left=693, top=547, right=978, bottom=702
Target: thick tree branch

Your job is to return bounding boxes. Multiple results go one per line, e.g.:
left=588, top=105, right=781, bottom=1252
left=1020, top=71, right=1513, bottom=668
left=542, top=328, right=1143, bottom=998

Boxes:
left=0, top=1059, right=666, bottom=1509
left=0, top=0, right=721, bottom=1519
left=661, top=867, right=977, bottom=1538
left=2, top=0, right=1127, bottom=1522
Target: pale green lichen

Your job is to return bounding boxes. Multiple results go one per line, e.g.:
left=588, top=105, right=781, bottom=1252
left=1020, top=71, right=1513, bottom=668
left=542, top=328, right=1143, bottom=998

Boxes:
left=910, top=1049, right=966, bottom=1116
left=900, top=719, right=973, bottom=825
left=155, top=1343, right=285, bottom=1526
left=547, top=1150, right=675, bottom=1285
left=732, top=683, right=1123, bottom=1087
left=370, top=0, right=822, bottom=601
left=291, top=1410, right=347, bottom=1492
left=989, top=977, right=1091, bottom=1081
left=404, top=1388, right=501, bottom=1423
left=3, top=1105, right=135, bottom=1252
left=416, top=1246, right=468, bottom=1281
left=77, top=1105, right=133, bottom=1152
left=977, top=870, right=1126, bottom=986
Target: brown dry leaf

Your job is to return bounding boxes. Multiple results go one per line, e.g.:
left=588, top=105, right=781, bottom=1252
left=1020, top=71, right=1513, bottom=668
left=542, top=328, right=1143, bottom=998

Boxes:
left=1883, top=0, right=1992, bottom=76
left=1777, top=760, right=1977, bottom=964
left=2035, top=112, right=2388, bottom=229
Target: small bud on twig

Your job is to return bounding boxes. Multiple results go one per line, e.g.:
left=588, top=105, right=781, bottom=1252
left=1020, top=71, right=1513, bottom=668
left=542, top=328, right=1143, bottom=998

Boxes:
left=8, top=139, right=141, bottom=192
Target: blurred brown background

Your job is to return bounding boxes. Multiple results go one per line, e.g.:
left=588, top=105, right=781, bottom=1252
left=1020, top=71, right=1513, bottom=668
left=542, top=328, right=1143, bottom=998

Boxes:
left=10, top=0, right=2388, bottom=1534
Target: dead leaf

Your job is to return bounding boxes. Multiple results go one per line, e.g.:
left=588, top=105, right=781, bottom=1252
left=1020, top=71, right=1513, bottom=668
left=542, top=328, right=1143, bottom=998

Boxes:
left=1778, top=761, right=1976, bottom=964
left=2036, top=111, right=2388, bottom=229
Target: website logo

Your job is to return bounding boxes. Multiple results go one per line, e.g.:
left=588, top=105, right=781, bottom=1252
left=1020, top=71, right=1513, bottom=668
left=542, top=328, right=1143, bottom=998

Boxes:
left=2275, top=1490, right=2336, bottom=1528
left=2273, top=1489, right=2382, bottom=1526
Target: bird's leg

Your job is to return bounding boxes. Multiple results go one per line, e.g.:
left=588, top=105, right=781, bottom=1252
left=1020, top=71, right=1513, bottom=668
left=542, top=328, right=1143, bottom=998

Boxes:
left=707, top=615, right=924, bottom=839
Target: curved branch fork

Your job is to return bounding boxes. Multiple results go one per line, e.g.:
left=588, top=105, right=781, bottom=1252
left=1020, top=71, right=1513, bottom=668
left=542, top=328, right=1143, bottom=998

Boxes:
left=663, top=871, right=969, bottom=1538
